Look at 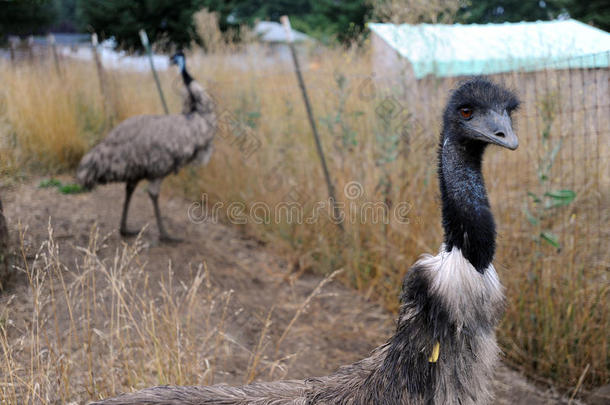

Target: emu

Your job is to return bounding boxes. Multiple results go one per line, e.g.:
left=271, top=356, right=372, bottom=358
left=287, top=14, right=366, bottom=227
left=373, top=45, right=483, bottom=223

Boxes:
left=91, top=78, right=519, bottom=404
left=76, top=52, right=216, bottom=242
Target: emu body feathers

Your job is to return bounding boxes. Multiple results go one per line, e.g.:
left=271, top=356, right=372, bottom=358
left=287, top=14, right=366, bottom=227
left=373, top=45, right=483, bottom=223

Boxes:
left=76, top=109, right=214, bottom=188
left=77, top=81, right=215, bottom=189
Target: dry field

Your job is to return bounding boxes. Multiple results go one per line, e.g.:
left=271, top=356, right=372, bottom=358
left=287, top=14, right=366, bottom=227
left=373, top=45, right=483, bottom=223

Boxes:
left=0, top=37, right=608, bottom=402
left=0, top=178, right=573, bottom=404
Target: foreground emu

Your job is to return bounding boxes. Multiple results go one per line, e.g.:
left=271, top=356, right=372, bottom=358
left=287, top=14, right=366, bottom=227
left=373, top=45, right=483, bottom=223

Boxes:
left=91, top=78, right=519, bottom=404
left=76, top=52, right=216, bottom=242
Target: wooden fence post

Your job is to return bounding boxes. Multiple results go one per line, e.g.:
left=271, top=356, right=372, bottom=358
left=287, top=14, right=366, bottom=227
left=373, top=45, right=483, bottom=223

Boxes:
left=280, top=15, right=343, bottom=231
left=91, top=33, right=114, bottom=121
left=9, top=37, right=17, bottom=62
left=27, top=35, right=34, bottom=60
left=47, top=33, right=62, bottom=76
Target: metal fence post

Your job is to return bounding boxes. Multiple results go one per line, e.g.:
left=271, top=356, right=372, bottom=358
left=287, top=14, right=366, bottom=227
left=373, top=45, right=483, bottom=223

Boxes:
left=47, top=34, right=62, bottom=76
left=91, top=33, right=114, bottom=121
left=9, top=37, right=17, bottom=62
left=280, top=15, right=343, bottom=231
left=139, top=29, right=169, bottom=115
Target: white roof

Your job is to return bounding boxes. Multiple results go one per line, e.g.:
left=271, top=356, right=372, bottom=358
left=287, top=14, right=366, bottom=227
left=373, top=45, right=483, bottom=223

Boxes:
left=254, top=21, right=310, bottom=43
left=369, top=19, right=610, bottom=78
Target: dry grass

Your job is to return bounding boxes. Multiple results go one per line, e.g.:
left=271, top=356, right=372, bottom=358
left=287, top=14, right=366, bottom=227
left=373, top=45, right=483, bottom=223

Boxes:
left=0, top=40, right=608, bottom=394
left=1, top=62, right=98, bottom=171
left=1, top=226, right=216, bottom=403
left=0, top=225, right=339, bottom=403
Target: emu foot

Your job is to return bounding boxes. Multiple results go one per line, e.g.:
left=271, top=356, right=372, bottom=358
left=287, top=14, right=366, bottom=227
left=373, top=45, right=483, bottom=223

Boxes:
left=120, top=227, right=141, bottom=237
left=159, top=233, right=183, bottom=244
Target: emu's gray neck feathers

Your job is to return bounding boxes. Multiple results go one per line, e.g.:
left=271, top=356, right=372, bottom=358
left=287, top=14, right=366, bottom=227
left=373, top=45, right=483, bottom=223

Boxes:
left=176, top=60, right=213, bottom=117
left=182, top=81, right=214, bottom=117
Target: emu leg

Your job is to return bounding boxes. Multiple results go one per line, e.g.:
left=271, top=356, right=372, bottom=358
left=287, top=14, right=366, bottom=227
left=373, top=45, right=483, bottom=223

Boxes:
left=119, top=181, right=140, bottom=237
left=148, top=178, right=181, bottom=243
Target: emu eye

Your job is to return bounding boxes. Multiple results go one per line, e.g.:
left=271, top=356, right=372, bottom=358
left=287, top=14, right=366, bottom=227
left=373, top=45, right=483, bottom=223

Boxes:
left=459, top=108, right=473, bottom=119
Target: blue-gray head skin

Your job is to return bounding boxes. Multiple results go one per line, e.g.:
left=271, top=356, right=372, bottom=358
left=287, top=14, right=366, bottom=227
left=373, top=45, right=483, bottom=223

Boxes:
left=443, top=77, right=520, bottom=151
left=438, top=78, right=520, bottom=273
left=170, top=51, right=193, bottom=85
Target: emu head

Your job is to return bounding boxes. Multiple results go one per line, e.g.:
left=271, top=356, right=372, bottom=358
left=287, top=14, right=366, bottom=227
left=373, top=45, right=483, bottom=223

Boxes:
left=442, top=78, right=520, bottom=150
left=170, top=51, right=186, bottom=72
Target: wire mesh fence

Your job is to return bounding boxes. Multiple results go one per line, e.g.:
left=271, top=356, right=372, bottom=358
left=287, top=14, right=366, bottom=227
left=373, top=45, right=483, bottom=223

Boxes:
left=1, top=42, right=608, bottom=386
left=193, top=49, right=610, bottom=386
left=5, top=40, right=607, bottom=300
left=198, top=49, right=609, bottom=275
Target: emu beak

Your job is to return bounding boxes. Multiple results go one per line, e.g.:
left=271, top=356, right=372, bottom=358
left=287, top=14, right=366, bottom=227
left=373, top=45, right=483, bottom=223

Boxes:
left=479, top=110, right=518, bottom=150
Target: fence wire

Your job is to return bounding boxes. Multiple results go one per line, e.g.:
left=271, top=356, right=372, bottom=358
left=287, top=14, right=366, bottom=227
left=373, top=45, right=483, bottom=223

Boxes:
left=5, top=43, right=608, bottom=272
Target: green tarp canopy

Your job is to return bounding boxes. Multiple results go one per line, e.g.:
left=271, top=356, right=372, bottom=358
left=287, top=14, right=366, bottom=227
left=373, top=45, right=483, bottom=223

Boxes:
left=369, top=19, right=610, bottom=78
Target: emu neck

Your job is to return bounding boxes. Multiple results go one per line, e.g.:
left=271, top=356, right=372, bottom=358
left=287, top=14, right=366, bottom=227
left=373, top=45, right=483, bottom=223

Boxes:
left=438, top=137, right=495, bottom=273
left=179, top=66, right=199, bottom=114
left=181, top=66, right=193, bottom=86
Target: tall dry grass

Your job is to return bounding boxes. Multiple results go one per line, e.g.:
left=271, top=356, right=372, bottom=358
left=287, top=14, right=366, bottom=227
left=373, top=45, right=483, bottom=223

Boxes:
left=0, top=41, right=607, bottom=393
left=0, top=57, right=184, bottom=173
left=0, top=225, right=337, bottom=403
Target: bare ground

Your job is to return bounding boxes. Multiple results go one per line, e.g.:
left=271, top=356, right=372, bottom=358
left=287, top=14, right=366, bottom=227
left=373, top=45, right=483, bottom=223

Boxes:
left=1, top=177, right=576, bottom=404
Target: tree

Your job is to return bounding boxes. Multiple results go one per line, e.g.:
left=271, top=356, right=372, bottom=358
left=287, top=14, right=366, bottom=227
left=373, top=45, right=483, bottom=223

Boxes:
left=368, top=0, right=460, bottom=24
left=457, top=0, right=609, bottom=32
left=77, top=0, right=207, bottom=51
left=457, top=0, right=564, bottom=23
left=294, top=0, right=370, bottom=44
left=201, top=0, right=370, bottom=44
left=0, top=0, right=59, bottom=40
left=52, top=0, right=79, bottom=32
left=563, top=0, right=609, bottom=32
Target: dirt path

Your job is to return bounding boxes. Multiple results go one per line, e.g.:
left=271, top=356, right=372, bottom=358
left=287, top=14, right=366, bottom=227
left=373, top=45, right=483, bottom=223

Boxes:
left=2, top=178, right=572, bottom=403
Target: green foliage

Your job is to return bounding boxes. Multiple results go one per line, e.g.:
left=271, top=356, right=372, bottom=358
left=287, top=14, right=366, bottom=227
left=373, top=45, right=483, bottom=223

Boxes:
left=58, top=183, right=85, bottom=194
left=202, top=0, right=370, bottom=44
left=523, top=92, right=576, bottom=250
left=368, top=0, right=460, bottom=24
left=39, top=178, right=85, bottom=194
left=53, top=0, right=79, bottom=32
left=458, top=0, right=565, bottom=23
left=562, top=0, right=610, bottom=32
left=0, top=0, right=59, bottom=40
left=458, top=0, right=609, bottom=32
left=543, top=189, right=576, bottom=208
left=2, top=0, right=608, bottom=50
left=294, top=0, right=370, bottom=44
left=320, top=73, right=362, bottom=150
left=77, top=0, right=207, bottom=50
left=39, top=178, right=62, bottom=188
left=234, top=90, right=261, bottom=129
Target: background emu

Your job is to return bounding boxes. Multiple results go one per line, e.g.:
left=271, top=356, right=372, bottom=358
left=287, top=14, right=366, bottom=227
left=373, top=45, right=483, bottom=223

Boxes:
left=76, top=52, right=216, bottom=242
left=91, top=78, right=519, bottom=405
